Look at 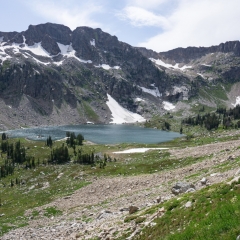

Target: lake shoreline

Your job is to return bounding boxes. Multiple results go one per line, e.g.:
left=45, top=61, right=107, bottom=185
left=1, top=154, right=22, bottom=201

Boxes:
left=4, top=124, right=182, bottom=145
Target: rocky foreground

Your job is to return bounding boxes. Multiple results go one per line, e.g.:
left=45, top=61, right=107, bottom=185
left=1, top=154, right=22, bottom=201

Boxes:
left=2, top=135, right=240, bottom=239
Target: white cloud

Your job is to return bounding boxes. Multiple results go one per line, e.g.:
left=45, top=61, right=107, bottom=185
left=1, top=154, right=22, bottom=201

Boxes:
left=138, top=0, right=240, bottom=52
left=25, top=0, right=103, bottom=30
left=127, top=0, right=168, bottom=9
left=118, top=6, right=170, bottom=28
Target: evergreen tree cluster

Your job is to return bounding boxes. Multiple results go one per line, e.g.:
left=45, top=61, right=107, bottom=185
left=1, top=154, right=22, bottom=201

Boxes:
left=182, top=104, right=240, bottom=130
left=162, top=121, right=171, bottom=131
left=75, top=149, right=95, bottom=165
left=2, top=132, right=7, bottom=140
left=182, top=113, right=220, bottom=130
left=217, top=105, right=240, bottom=129
left=74, top=150, right=113, bottom=168
left=49, top=143, right=70, bottom=164
left=0, top=159, right=14, bottom=178
left=216, top=105, right=240, bottom=119
left=1, top=140, right=26, bottom=163
left=46, top=136, right=53, bottom=147
left=25, top=157, right=36, bottom=169
left=66, top=132, right=84, bottom=148
left=0, top=134, right=35, bottom=179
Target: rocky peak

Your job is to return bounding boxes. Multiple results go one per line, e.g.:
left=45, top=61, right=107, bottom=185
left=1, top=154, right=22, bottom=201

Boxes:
left=137, top=41, right=240, bottom=64
left=0, top=31, right=19, bottom=42
left=136, top=47, right=160, bottom=59
left=24, top=23, right=72, bottom=46
left=41, top=34, right=61, bottom=56
left=218, top=41, right=240, bottom=55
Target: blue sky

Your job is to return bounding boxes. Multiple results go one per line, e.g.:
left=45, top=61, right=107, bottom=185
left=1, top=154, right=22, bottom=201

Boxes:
left=1, top=0, right=240, bottom=52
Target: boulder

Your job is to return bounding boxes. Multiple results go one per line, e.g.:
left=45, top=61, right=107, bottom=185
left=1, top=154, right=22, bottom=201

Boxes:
left=171, top=182, right=195, bottom=195
left=200, top=177, right=207, bottom=185
left=185, top=201, right=192, bottom=208
left=129, top=206, right=139, bottom=214
left=156, top=196, right=161, bottom=203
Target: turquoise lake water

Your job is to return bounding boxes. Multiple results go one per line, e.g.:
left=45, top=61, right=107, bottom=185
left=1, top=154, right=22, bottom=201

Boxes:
left=5, top=124, right=182, bottom=144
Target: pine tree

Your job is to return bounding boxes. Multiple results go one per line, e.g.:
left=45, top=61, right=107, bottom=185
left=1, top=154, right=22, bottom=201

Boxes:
left=2, top=133, right=7, bottom=140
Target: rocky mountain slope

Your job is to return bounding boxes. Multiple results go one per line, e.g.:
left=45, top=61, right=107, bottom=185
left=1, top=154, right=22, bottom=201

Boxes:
left=137, top=41, right=240, bottom=109
left=0, top=23, right=240, bottom=129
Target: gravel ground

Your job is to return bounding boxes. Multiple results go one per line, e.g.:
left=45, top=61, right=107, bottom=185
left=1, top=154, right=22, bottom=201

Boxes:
left=2, top=135, right=240, bottom=239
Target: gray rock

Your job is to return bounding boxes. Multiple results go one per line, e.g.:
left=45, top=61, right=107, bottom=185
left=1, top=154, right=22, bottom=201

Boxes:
left=185, top=201, right=192, bottom=208
left=97, top=210, right=113, bottom=220
left=156, top=196, right=161, bottom=203
left=235, top=169, right=240, bottom=176
left=200, top=177, right=207, bottom=185
left=228, top=155, right=235, bottom=160
left=172, top=182, right=195, bottom=195
left=186, top=188, right=196, bottom=193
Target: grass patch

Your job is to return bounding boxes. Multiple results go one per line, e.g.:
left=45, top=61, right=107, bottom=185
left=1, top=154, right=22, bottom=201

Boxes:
left=136, top=181, right=240, bottom=240
left=43, top=207, right=62, bottom=217
left=82, top=101, right=99, bottom=122
left=124, top=215, right=138, bottom=223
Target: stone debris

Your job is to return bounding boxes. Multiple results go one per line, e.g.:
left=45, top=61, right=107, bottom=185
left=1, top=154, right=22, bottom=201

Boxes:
left=2, top=136, right=240, bottom=239
left=200, top=177, right=207, bottom=185
left=171, top=182, right=195, bottom=195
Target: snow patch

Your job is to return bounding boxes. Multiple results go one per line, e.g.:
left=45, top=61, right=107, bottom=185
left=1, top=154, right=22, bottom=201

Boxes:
left=140, top=86, right=161, bottom=97
left=163, top=101, right=175, bottom=111
left=56, top=43, right=92, bottom=65
left=98, top=64, right=111, bottom=70
left=150, top=58, right=192, bottom=71
left=57, top=43, right=71, bottom=55
left=0, top=37, right=3, bottom=43
left=0, top=40, right=93, bottom=66
left=113, top=66, right=120, bottom=69
left=15, top=42, right=51, bottom=57
left=53, top=60, right=64, bottom=66
left=90, top=39, right=95, bottom=47
left=95, top=64, right=120, bottom=70
left=113, top=148, right=169, bottom=154
left=201, top=64, right=212, bottom=67
left=23, top=52, right=49, bottom=66
left=106, top=94, right=145, bottom=124
left=197, top=73, right=205, bottom=78
left=134, top=97, right=145, bottom=102
left=232, top=96, right=240, bottom=107
left=0, top=53, right=11, bottom=63
left=33, top=69, right=40, bottom=74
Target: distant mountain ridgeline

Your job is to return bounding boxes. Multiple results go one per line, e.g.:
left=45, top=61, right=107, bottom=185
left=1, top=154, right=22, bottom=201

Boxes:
left=0, top=23, right=240, bottom=129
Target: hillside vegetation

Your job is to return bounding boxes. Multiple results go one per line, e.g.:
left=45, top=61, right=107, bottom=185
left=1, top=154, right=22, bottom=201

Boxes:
left=0, top=121, right=240, bottom=239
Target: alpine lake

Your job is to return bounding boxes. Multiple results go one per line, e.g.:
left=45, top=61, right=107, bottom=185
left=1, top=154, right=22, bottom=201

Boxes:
left=4, top=124, right=182, bottom=144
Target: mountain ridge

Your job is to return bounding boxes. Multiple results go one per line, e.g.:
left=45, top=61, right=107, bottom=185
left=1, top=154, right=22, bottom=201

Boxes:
left=137, top=40, right=240, bottom=62
left=0, top=22, right=240, bottom=129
